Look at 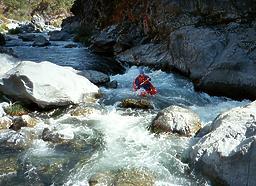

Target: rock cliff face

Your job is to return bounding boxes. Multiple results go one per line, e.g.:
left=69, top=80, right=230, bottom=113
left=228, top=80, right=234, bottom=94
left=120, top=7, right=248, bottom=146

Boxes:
left=69, top=0, right=256, bottom=100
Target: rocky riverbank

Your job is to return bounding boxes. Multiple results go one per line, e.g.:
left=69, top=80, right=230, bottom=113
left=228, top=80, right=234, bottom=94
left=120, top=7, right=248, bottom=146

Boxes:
left=67, top=0, right=256, bottom=100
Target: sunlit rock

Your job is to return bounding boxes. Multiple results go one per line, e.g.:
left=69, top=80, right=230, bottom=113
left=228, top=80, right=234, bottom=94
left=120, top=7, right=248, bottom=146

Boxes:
left=0, top=61, right=99, bottom=108
left=0, top=102, right=9, bottom=118
left=69, top=105, right=102, bottom=117
left=150, top=105, right=201, bottom=136
left=89, top=168, right=155, bottom=186
left=120, top=98, right=154, bottom=109
left=190, top=101, right=256, bottom=186
left=0, top=116, right=12, bottom=130
left=9, top=115, right=39, bottom=131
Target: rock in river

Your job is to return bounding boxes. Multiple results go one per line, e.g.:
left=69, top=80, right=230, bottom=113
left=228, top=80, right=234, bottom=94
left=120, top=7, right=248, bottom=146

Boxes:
left=120, top=98, right=154, bottom=109
left=150, top=105, right=201, bottom=136
left=0, top=61, right=99, bottom=108
left=190, top=101, right=256, bottom=186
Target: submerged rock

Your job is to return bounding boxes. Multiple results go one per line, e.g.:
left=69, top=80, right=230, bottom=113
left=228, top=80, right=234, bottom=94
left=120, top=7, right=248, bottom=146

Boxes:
left=18, top=154, right=71, bottom=186
left=89, top=168, right=155, bottom=186
left=0, top=129, right=35, bottom=152
left=0, top=61, right=99, bottom=108
left=42, top=126, right=104, bottom=153
left=0, top=156, right=18, bottom=182
left=120, top=98, right=154, bottom=109
left=150, top=105, right=201, bottom=136
left=190, top=101, right=256, bottom=186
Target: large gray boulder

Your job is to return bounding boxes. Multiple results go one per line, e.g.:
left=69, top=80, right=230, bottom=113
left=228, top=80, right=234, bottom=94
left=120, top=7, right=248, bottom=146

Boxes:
left=190, top=101, right=256, bottom=186
left=150, top=105, right=201, bottom=136
left=0, top=61, right=98, bottom=108
left=168, top=25, right=256, bottom=100
left=116, top=43, right=170, bottom=69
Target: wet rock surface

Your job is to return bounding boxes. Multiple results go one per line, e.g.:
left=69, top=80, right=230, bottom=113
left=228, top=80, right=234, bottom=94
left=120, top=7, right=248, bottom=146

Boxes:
left=120, top=98, right=154, bottom=110
left=150, top=105, right=201, bottom=136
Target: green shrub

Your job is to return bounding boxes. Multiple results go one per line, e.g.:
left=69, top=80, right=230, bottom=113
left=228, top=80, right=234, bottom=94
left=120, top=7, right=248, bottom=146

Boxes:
left=4, top=103, right=29, bottom=116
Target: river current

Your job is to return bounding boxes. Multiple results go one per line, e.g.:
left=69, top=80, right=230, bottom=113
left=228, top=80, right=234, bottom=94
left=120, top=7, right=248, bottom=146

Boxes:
left=0, top=38, right=250, bottom=186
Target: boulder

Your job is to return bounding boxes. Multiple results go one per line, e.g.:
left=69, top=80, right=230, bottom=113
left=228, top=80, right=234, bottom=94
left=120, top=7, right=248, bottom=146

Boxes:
left=116, top=43, right=170, bottom=69
left=49, top=31, right=71, bottom=41
left=168, top=26, right=256, bottom=100
left=0, top=33, right=5, bottom=46
left=18, top=33, right=36, bottom=42
left=91, top=24, right=143, bottom=56
left=32, top=35, right=50, bottom=47
left=150, top=105, right=201, bottom=136
left=61, top=16, right=80, bottom=34
left=190, top=101, right=256, bottom=186
left=120, top=98, right=154, bottom=109
left=77, top=70, right=110, bottom=85
left=0, top=61, right=99, bottom=108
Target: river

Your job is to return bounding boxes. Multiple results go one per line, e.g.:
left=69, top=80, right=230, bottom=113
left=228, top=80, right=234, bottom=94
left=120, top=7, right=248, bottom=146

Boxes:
left=0, top=37, right=250, bottom=186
